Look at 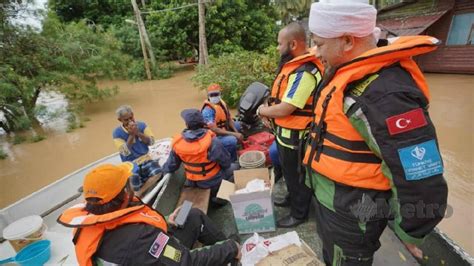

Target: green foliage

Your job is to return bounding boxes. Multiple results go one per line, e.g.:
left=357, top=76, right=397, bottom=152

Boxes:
left=14, top=116, right=33, bottom=131
left=148, top=0, right=278, bottom=59
left=30, top=135, right=46, bottom=143
left=193, top=47, right=279, bottom=108
left=51, top=0, right=279, bottom=61
left=49, top=0, right=133, bottom=26
left=0, top=148, right=7, bottom=160
left=127, top=60, right=176, bottom=82
left=274, top=0, right=314, bottom=24
left=0, top=13, right=129, bottom=133
left=12, top=135, right=27, bottom=145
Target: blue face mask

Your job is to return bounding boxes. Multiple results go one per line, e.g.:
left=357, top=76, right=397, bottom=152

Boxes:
left=209, top=95, right=221, bottom=104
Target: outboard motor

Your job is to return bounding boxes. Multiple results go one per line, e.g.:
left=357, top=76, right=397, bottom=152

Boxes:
left=236, top=82, right=270, bottom=136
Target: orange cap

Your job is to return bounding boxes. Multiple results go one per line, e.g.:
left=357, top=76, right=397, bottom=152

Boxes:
left=207, top=83, right=221, bottom=92
left=83, top=162, right=134, bottom=204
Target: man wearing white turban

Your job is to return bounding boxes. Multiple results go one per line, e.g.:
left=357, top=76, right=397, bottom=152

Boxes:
left=304, top=0, right=448, bottom=265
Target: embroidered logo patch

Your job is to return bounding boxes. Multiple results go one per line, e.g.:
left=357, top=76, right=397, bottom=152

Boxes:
left=386, top=108, right=427, bottom=136
left=398, top=140, right=443, bottom=181
left=148, top=232, right=169, bottom=259
left=163, top=245, right=182, bottom=262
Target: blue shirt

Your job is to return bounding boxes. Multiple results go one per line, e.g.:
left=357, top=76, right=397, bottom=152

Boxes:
left=201, top=106, right=216, bottom=125
left=112, top=121, right=154, bottom=162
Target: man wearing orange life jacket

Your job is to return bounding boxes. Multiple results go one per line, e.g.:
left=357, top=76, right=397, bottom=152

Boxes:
left=163, top=109, right=235, bottom=198
left=257, top=22, right=324, bottom=228
left=57, top=162, right=240, bottom=265
left=305, top=1, right=448, bottom=265
left=202, top=84, right=243, bottom=161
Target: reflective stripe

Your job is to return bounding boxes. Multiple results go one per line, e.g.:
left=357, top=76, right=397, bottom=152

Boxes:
left=286, top=71, right=303, bottom=99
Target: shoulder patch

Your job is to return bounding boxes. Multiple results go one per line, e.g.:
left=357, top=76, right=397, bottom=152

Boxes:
left=386, top=108, right=427, bottom=135
left=350, top=74, right=379, bottom=96
left=163, top=245, right=182, bottom=262
left=398, top=139, right=443, bottom=181
left=149, top=232, right=169, bottom=259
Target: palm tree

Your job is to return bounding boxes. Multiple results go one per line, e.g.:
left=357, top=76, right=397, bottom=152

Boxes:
left=274, top=0, right=314, bottom=24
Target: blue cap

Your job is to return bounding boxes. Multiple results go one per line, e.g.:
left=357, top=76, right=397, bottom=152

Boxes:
left=180, top=109, right=205, bottom=129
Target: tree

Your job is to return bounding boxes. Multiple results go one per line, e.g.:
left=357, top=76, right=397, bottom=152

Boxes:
left=49, top=0, right=279, bottom=61
left=0, top=13, right=130, bottom=133
left=274, top=0, right=314, bottom=24
left=147, top=0, right=278, bottom=60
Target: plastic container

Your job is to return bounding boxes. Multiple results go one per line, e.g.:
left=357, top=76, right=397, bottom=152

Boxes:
left=0, top=240, right=51, bottom=265
left=2, top=215, right=46, bottom=252
left=239, top=150, right=266, bottom=169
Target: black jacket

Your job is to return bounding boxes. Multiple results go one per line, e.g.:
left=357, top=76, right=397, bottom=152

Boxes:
left=94, top=223, right=238, bottom=265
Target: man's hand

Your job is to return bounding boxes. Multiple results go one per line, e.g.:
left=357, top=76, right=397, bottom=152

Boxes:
left=403, top=242, right=423, bottom=259
left=261, top=117, right=271, bottom=128
left=168, top=206, right=182, bottom=227
left=127, top=121, right=139, bottom=135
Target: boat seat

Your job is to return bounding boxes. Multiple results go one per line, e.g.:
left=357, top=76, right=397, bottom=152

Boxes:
left=176, top=187, right=210, bottom=214
left=135, top=174, right=162, bottom=198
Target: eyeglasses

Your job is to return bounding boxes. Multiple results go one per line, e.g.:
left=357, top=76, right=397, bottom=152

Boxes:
left=208, top=92, right=220, bottom=97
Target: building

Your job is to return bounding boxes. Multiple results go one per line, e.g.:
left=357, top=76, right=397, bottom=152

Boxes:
left=377, top=0, right=474, bottom=74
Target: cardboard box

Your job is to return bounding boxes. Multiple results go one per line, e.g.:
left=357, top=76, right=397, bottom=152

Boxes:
left=217, top=168, right=276, bottom=234
left=257, top=241, right=324, bottom=266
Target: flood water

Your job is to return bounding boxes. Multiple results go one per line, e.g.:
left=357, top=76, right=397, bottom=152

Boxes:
left=0, top=70, right=472, bottom=254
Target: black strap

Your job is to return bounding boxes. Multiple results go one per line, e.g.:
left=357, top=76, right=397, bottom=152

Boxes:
left=276, top=127, right=301, bottom=148
left=319, top=145, right=381, bottom=164
left=72, top=228, right=82, bottom=245
left=291, top=110, right=313, bottom=117
left=324, top=131, right=371, bottom=151
left=314, top=86, right=337, bottom=161
left=184, top=162, right=218, bottom=176
left=182, top=161, right=213, bottom=167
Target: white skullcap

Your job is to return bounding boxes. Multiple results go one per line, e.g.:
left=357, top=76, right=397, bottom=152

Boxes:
left=309, top=0, right=378, bottom=39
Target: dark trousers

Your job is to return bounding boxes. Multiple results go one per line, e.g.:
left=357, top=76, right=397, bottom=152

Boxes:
left=169, top=208, right=226, bottom=249
left=315, top=200, right=387, bottom=265
left=277, top=142, right=312, bottom=219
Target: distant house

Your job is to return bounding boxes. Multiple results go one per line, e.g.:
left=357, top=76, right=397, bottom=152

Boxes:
left=377, top=0, right=474, bottom=74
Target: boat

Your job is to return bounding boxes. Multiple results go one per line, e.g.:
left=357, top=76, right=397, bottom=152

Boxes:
left=1, top=82, right=472, bottom=265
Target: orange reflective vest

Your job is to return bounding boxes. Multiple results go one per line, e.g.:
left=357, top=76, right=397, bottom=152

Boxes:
left=57, top=201, right=167, bottom=266
left=202, top=100, right=231, bottom=130
left=304, top=36, right=439, bottom=191
left=270, top=53, right=324, bottom=131
left=172, top=130, right=221, bottom=181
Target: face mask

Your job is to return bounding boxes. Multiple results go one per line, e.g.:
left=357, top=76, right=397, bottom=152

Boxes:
left=209, top=96, right=221, bottom=104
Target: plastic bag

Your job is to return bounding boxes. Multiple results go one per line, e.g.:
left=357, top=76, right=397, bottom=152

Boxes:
left=240, top=231, right=302, bottom=265
left=241, top=233, right=269, bottom=266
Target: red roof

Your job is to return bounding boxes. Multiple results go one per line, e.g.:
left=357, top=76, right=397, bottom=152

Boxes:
left=377, top=11, right=448, bottom=36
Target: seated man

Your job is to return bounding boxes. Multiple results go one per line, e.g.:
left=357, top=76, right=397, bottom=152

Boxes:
left=163, top=109, right=235, bottom=197
left=201, top=84, right=243, bottom=161
left=57, top=163, right=240, bottom=265
left=112, top=105, right=161, bottom=189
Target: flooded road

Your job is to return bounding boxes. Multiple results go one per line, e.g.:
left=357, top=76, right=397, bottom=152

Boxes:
left=0, top=71, right=472, bottom=254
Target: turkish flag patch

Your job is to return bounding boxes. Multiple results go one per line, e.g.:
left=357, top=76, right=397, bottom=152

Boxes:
left=386, top=108, right=427, bottom=135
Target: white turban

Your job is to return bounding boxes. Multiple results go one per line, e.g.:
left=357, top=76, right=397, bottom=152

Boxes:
left=309, top=0, right=379, bottom=39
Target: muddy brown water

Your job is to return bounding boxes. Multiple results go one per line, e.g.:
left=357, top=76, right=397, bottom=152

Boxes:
left=0, top=70, right=472, bottom=254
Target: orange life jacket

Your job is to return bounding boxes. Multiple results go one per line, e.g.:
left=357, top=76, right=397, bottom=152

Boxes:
left=57, top=201, right=167, bottom=266
left=304, top=36, right=439, bottom=191
left=269, top=53, right=324, bottom=131
left=172, top=130, right=221, bottom=181
left=202, top=100, right=231, bottom=130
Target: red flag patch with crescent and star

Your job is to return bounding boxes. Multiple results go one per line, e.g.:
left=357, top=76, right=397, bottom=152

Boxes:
left=385, top=108, right=427, bottom=136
